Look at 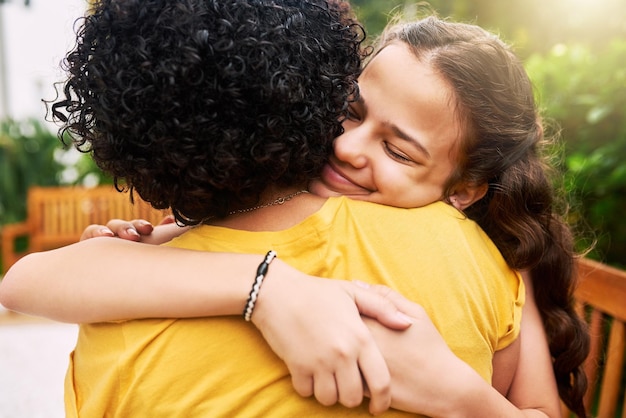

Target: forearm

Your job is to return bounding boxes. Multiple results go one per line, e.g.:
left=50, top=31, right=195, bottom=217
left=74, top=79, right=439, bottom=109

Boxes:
left=0, top=238, right=283, bottom=323
left=361, top=283, right=559, bottom=418
left=504, top=273, right=561, bottom=417
left=381, top=327, right=552, bottom=418
left=439, top=371, right=552, bottom=418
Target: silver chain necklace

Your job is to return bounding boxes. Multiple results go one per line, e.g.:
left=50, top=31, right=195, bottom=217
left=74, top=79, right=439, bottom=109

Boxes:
left=229, top=190, right=309, bottom=215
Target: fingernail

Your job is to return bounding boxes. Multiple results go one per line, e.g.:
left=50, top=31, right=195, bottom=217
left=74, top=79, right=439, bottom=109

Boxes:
left=126, top=228, right=140, bottom=237
left=353, top=280, right=370, bottom=289
left=100, top=227, right=114, bottom=236
left=396, top=311, right=414, bottom=324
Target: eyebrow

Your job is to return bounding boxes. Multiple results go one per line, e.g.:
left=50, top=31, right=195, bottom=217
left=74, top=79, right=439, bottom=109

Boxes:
left=358, top=91, right=431, bottom=160
left=388, top=123, right=431, bottom=159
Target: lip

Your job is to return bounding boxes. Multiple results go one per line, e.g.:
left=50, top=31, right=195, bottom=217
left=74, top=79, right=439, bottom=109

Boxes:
left=320, top=160, right=370, bottom=195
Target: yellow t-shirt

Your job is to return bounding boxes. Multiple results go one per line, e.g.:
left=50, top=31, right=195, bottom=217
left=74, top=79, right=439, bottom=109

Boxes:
left=65, top=198, right=523, bottom=417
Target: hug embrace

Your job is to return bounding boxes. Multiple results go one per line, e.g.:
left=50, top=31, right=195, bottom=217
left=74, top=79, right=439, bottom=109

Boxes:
left=0, top=0, right=588, bottom=417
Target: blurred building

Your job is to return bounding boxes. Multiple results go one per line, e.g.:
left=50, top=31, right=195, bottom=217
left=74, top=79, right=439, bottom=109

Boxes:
left=0, top=0, right=86, bottom=121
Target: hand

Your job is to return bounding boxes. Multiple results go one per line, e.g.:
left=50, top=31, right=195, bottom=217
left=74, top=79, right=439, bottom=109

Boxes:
left=79, top=214, right=177, bottom=242
left=80, top=218, right=156, bottom=241
left=361, top=284, right=478, bottom=417
left=251, top=268, right=413, bottom=415
left=81, top=215, right=186, bottom=245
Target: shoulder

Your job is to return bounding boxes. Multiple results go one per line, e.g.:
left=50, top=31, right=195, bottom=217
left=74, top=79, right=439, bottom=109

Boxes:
left=326, top=198, right=487, bottom=251
left=331, top=197, right=515, bottom=274
left=330, top=198, right=470, bottom=229
left=331, top=197, right=458, bottom=217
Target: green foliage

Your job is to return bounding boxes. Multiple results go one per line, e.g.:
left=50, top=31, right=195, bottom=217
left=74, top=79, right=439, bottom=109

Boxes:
left=526, top=41, right=626, bottom=267
left=350, top=0, right=405, bottom=38
left=0, top=119, right=64, bottom=224
left=351, top=0, right=626, bottom=59
left=350, top=0, right=486, bottom=41
left=0, top=118, right=110, bottom=226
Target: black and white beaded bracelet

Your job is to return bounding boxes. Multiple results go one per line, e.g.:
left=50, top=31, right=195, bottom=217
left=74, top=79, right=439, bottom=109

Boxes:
left=243, top=250, right=277, bottom=321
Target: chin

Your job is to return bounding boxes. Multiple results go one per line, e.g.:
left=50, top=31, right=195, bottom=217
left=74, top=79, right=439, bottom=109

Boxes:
left=308, top=181, right=340, bottom=198
left=344, top=194, right=374, bottom=203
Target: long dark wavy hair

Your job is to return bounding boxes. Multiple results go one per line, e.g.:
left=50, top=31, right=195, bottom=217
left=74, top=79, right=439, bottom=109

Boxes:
left=51, top=0, right=365, bottom=224
left=378, top=16, right=590, bottom=416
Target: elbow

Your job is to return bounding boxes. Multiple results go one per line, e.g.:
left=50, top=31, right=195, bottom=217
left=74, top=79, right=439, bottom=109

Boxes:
left=0, top=253, right=40, bottom=313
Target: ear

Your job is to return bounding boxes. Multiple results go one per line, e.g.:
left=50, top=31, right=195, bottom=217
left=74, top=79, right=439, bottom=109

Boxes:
left=448, top=182, right=488, bottom=211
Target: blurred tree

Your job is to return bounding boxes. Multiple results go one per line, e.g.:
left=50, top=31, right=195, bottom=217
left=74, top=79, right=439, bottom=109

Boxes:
left=351, top=0, right=626, bottom=57
left=0, top=119, right=109, bottom=225
left=0, top=119, right=63, bottom=224
left=526, top=40, right=626, bottom=266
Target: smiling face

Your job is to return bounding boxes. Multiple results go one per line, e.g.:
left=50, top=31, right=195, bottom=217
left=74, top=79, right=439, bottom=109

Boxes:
left=309, top=42, right=467, bottom=209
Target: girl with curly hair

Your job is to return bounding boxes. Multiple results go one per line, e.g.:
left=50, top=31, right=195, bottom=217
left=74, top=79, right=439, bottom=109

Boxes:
left=0, top=2, right=588, bottom=417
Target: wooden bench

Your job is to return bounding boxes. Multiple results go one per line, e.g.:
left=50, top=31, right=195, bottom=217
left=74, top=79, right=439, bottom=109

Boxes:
left=562, top=257, right=626, bottom=418
left=1, top=186, right=169, bottom=274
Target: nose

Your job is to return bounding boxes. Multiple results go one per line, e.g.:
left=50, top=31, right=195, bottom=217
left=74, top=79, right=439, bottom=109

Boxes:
left=333, top=124, right=369, bottom=169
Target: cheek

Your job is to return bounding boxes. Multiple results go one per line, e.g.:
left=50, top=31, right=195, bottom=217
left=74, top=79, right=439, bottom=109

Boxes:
left=388, top=179, right=445, bottom=209
left=374, top=164, right=444, bottom=208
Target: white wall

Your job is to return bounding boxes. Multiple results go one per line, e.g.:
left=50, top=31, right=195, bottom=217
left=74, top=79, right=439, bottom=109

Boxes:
left=0, top=0, right=86, bottom=122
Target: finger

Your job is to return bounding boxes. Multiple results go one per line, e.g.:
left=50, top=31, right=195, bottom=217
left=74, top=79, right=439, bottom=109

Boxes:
left=358, top=342, right=391, bottom=415
left=105, top=219, right=142, bottom=242
left=158, top=214, right=176, bottom=225
left=352, top=282, right=413, bottom=330
left=360, top=282, right=428, bottom=320
left=130, top=219, right=154, bottom=236
left=291, top=372, right=314, bottom=398
left=334, top=360, right=364, bottom=408
left=312, top=372, right=339, bottom=406
left=79, top=224, right=115, bottom=241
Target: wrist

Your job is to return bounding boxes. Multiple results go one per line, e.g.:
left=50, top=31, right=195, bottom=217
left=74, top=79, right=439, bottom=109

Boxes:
left=249, top=258, right=291, bottom=328
left=242, top=250, right=277, bottom=321
left=440, top=365, right=502, bottom=418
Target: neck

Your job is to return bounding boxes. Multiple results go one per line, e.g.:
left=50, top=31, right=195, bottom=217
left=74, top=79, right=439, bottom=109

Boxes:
left=210, top=184, right=325, bottom=231
left=256, top=185, right=308, bottom=207
left=228, top=189, right=309, bottom=216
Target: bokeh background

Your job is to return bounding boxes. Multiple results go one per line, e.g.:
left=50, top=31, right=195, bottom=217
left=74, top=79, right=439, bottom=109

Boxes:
left=0, top=1, right=624, bottom=417
left=0, top=0, right=625, bottom=270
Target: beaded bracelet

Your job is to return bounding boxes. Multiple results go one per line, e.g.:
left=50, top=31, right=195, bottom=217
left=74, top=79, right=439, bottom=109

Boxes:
left=243, top=250, right=277, bottom=321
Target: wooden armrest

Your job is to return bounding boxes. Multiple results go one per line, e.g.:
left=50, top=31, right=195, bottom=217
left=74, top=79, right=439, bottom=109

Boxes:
left=565, top=257, right=626, bottom=418
left=1, top=222, right=31, bottom=274
left=2, top=222, right=30, bottom=238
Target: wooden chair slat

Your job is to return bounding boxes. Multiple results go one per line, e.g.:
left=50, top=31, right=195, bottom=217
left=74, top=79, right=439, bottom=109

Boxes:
left=584, top=308, right=605, bottom=410
left=562, top=257, right=626, bottom=417
left=577, top=259, right=626, bottom=321
left=597, top=320, right=625, bottom=418
left=1, top=186, right=169, bottom=273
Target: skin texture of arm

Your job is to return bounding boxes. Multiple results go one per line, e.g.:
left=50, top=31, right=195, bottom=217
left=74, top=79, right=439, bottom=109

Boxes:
left=0, top=229, right=561, bottom=417
left=0, top=237, right=411, bottom=415
left=503, top=273, right=562, bottom=417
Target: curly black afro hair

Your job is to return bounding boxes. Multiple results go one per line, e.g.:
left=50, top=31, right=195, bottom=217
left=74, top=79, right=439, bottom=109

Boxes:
left=51, top=0, right=365, bottom=224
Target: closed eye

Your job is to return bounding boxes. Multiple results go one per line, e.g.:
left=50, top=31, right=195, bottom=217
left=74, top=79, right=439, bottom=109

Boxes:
left=384, top=141, right=414, bottom=163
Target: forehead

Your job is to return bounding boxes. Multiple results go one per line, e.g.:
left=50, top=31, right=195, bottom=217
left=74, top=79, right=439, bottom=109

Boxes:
left=358, top=43, right=463, bottom=158
left=361, top=43, right=455, bottom=113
